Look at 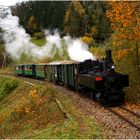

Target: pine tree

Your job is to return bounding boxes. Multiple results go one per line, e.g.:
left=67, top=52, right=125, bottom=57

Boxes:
left=64, top=1, right=85, bottom=37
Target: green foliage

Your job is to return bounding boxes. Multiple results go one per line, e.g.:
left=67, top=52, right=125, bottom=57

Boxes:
left=64, top=1, right=85, bottom=37
left=0, top=77, right=18, bottom=101
left=11, top=1, right=112, bottom=43
left=0, top=44, right=13, bottom=67
left=12, top=1, right=68, bottom=32
left=0, top=44, right=5, bottom=67
left=82, top=1, right=112, bottom=42
left=34, top=32, right=45, bottom=39
left=14, top=53, right=35, bottom=64
left=30, top=37, right=46, bottom=47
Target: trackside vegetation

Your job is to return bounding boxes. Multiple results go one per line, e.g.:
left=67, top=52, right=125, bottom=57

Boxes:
left=0, top=76, right=106, bottom=139
left=0, top=77, right=18, bottom=101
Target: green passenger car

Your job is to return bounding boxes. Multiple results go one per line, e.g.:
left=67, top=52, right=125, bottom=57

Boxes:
left=67, top=64, right=75, bottom=88
left=23, top=64, right=36, bottom=77
left=61, top=64, right=68, bottom=85
left=47, top=64, right=55, bottom=82
left=36, top=64, right=47, bottom=79
left=61, top=61, right=77, bottom=87
left=14, top=64, right=24, bottom=75
left=47, top=62, right=61, bottom=83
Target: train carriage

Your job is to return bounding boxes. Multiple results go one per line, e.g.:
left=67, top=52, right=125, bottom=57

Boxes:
left=67, top=64, right=75, bottom=88
left=14, top=64, right=24, bottom=75
left=47, top=62, right=61, bottom=83
left=60, top=61, right=76, bottom=87
left=36, top=64, right=47, bottom=79
left=23, top=64, right=36, bottom=77
left=14, top=49, right=129, bottom=107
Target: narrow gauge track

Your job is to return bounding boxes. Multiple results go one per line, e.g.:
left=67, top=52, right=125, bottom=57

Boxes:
left=120, top=106, right=140, bottom=119
left=106, top=107, right=140, bottom=131
left=0, top=72, right=140, bottom=132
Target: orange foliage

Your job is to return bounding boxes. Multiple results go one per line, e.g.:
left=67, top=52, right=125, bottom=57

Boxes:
left=114, top=48, right=132, bottom=60
left=106, top=1, right=140, bottom=42
left=11, top=89, right=43, bottom=121
left=80, top=35, right=94, bottom=46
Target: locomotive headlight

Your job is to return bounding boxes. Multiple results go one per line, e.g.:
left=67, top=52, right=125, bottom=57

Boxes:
left=111, top=65, right=115, bottom=69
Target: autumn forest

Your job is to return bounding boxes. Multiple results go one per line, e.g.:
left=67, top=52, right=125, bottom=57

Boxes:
left=0, top=1, right=140, bottom=102
left=0, top=1, right=140, bottom=138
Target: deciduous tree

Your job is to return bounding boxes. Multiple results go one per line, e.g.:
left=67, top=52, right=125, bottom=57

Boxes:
left=106, top=1, right=140, bottom=75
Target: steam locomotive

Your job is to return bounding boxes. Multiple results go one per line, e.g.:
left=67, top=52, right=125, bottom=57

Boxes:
left=14, top=50, right=129, bottom=106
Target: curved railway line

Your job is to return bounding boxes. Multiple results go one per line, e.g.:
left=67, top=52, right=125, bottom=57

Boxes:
left=0, top=72, right=140, bottom=137
left=106, top=107, right=140, bottom=131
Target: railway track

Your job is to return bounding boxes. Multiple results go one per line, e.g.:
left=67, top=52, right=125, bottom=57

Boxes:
left=106, top=106, right=140, bottom=131
left=1, top=72, right=140, bottom=132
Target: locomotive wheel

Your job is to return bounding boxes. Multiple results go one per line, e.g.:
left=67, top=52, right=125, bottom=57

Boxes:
left=100, top=90, right=125, bottom=107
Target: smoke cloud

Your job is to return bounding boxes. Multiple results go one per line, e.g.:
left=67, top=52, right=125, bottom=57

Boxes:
left=0, top=8, right=96, bottom=62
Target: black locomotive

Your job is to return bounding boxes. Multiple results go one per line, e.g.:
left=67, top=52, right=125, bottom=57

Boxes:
left=78, top=50, right=129, bottom=106
left=14, top=50, right=129, bottom=106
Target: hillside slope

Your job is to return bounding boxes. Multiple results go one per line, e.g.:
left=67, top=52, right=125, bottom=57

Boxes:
left=0, top=76, right=105, bottom=139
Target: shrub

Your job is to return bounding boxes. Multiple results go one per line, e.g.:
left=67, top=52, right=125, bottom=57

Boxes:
left=0, top=77, right=18, bottom=101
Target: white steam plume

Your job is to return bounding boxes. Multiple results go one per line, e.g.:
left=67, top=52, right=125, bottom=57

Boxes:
left=0, top=8, right=96, bottom=62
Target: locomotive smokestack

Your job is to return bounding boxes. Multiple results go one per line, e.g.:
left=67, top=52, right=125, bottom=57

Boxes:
left=106, top=49, right=112, bottom=61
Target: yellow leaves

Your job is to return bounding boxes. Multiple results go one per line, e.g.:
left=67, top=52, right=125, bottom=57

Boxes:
left=89, top=47, right=105, bottom=60
left=25, top=107, right=30, bottom=113
left=22, top=96, right=27, bottom=103
left=29, top=89, right=38, bottom=98
left=114, top=48, right=132, bottom=60
left=80, top=35, right=94, bottom=46
left=106, top=1, right=139, bottom=42
left=11, top=88, right=44, bottom=121
left=0, top=113, right=7, bottom=124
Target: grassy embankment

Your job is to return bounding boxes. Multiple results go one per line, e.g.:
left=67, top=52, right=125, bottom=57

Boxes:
left=0, top=76, right=105, bottom=138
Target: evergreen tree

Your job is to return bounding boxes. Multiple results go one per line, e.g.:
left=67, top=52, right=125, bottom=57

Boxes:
left=64, top=1, right=85, bottom=37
